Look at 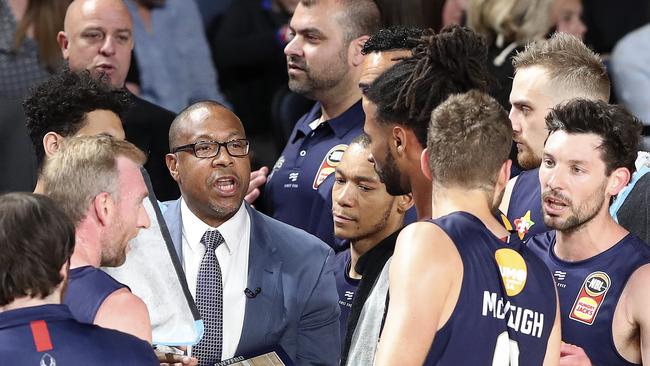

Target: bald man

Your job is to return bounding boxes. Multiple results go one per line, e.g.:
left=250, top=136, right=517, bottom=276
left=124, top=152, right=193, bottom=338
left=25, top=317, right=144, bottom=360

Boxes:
left=57, top=0, right=179, bottom=201
left=162, top=101, right=340, bottom=366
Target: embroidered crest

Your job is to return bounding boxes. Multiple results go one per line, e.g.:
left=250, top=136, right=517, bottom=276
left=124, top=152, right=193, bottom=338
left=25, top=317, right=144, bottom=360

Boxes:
left=312, top=144, right=347, bottom=189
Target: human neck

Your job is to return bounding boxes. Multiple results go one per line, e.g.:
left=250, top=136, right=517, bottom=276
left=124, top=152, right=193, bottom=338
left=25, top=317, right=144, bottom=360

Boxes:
left=70, top=222, right=102, bottom=269
left=0, top=292, right=61, bottom=313
left=348, top=222, right=401, bottom=279
left=554, top=211, right=628, bottom=262
left=431, top=186, right=506, bottom=236
left=412, top=174, right=432, bottom=219
left=318, top=81, right=361, bottom=122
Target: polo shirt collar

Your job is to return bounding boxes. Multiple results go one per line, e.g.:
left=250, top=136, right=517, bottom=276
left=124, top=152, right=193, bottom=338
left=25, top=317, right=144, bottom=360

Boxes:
left=294, top=100, right=364, bottom=141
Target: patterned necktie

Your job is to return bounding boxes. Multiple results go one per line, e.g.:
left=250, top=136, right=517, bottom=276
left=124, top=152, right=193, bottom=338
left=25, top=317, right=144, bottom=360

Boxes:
left=194, top=230, right=224, bottom=365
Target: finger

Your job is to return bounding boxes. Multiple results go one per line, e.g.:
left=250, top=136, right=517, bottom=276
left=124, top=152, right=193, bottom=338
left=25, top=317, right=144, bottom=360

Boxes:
left=245, top=188, right=260, bottom=204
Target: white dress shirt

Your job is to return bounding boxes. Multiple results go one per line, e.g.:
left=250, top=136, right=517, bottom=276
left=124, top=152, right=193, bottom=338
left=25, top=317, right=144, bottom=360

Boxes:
left=180, top=199, right=250, bottom=360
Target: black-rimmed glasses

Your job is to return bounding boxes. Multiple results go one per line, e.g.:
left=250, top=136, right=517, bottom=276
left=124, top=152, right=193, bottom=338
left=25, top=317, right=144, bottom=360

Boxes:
left=171, top=139, right=250, bottom=158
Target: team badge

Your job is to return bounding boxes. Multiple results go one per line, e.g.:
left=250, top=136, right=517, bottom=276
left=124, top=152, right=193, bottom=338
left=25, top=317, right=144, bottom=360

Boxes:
left=267, top=156, right=285, bottom=182
left=312, top=144, right=347, bottom=189
left=495, top=248, right=528, bottom=296
left=569, top=271, right=611, bottom=325
left=513, top=210, right=535, bottom=240
left=40, top=353, right=56, bottom=366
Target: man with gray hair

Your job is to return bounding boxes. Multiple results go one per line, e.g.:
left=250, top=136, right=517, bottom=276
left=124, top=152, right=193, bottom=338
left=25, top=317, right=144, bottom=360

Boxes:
left=40, top=135, right=152, bottom=342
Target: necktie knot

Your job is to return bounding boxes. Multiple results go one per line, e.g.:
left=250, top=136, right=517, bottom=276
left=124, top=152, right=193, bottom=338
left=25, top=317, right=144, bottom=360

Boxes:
left=201, top=230, right=224, bottom=251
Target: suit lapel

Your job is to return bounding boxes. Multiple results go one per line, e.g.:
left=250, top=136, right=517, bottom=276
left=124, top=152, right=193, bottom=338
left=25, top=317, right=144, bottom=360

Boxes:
left=235, top=205, right=283, bottom=355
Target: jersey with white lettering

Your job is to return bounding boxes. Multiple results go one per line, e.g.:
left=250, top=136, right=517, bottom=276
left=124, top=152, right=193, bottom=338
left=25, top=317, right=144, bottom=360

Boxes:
left=507, top=168, right=548, bottom=242
left=424, top=212, right=556, bottom=365
left=528, top=231, right=650, bottom=365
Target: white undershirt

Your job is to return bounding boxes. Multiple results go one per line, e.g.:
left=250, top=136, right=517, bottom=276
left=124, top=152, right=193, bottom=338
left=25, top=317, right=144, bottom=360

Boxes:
left=180, top=199, right=250, bottom=360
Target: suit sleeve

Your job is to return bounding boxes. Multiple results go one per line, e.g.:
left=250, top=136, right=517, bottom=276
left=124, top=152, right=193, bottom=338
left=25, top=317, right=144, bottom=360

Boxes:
left=295, top=248, right=341, bottom=365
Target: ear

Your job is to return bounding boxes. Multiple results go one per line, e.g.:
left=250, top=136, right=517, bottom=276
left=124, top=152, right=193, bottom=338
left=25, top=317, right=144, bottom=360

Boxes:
left=391, top=125, right=408, bottom=158
left=606, top=167, right=631, bottom=196
left=420, top=147, right=432, bottom=181
left=43, top=132, right=64, bottom=158
left=396, top=192, right=414, bottom=214
left=348, top=35, right=369, bottom=67
left=92, top=192, right=114, bottom=227
left=57, top=31, right=69, bottom=59
left=165, top=153, right=181, bottom=183
left=496, top=159, right=512, bottom=192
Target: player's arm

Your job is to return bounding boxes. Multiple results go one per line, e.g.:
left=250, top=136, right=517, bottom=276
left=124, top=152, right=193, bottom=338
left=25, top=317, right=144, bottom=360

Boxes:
left=498, top=176, right=518, bottom=214
left=374, top=222, right=461, bottom=366
left=543, top=288, right=561, bottom=366
left=627, top=263, right=650, bottom=362
left=95, top=287, right=153, bottom=343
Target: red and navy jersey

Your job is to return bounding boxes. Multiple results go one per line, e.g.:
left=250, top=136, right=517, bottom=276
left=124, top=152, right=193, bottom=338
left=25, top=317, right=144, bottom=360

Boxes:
left=507, top=168, right=548, bottom=242
left=528, top=231, right=650, bottom=365
left=264, top=101, right=364, bottom=250
left=327, top=248, right=361, bottom=348
left=64, top=266, right=128, bottom=324
left=0, top=304, right=158, bottom=365
left=424, top=212, right=556, bottom=365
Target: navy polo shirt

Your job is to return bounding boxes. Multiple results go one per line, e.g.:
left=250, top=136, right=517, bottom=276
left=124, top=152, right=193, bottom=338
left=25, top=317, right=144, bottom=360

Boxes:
left=265, top=100, right=364, bottom=249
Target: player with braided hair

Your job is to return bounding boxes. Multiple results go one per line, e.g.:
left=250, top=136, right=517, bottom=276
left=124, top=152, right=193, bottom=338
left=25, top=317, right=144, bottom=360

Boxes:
left=363, top=25, right=493, bottom=218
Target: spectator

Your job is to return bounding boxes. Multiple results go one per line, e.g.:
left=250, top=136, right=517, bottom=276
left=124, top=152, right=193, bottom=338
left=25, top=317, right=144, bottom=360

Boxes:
left=57, top=0, right=179, bottom=201
left=162, top=101, right=340, bottom=365
left=0, top=0, right=69, bottom=98
left=0, top=192, right=158, bottom=365
left=258, top=0, right=381, bottom=250
left=550, top=0, right=586, bottom=40
left=40, top=135, right=152, bottom=342
left=125, top=0, right=230, bottom=113
left=467, top=0, right=554, bottom=108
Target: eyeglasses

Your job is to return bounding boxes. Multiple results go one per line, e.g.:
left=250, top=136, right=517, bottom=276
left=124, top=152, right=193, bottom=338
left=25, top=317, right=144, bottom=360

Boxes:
left=171, top=139, right=250, bottom=158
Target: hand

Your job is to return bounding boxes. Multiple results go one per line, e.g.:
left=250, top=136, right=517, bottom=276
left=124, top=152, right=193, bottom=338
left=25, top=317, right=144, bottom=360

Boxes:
left=560, top=342, right=592, bottom=366
left=155, top=346, right=198, bottom=366
left=245, top=166, right=269, bottom=204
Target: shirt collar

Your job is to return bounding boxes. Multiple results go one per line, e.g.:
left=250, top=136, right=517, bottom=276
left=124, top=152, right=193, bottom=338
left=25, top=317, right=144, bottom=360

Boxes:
left=180, top=199, right=248, bottom=255
left=293, top=100, right=364, bottom=141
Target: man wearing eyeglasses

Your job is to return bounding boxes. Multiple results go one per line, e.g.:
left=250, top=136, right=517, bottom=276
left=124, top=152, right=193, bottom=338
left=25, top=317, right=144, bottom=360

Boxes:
left=162, top=101, right=340, bottom=366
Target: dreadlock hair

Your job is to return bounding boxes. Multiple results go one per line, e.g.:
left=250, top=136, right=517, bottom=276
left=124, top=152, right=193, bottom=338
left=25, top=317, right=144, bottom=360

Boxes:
left=365, top=25, right=493, bottom=147
left=361, top=26, right=426, bottom=55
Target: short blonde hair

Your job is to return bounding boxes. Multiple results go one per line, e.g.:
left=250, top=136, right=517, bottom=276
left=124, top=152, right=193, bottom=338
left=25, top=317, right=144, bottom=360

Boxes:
left=513, top=32, right=610, bottom=101
left=41, top=135, right=146, bottom=225
left=467, top=0, right=554, bottom=44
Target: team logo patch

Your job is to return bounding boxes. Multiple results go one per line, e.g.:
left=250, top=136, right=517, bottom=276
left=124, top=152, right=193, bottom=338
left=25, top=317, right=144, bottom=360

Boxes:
left=569, top=271, right=611, bottom=325
left=312, top=144, right=347, bottom=189
left=513, top=210, right=535, bottom=240
left=495, top=248, right=528, bottom=296
left=268, top=156, right=285, bottom=181
left=40, top=353, right=56, bottom=366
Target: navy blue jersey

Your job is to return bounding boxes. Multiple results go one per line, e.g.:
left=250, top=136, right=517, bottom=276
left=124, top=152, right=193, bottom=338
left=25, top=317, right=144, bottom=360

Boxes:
left=264, top=101, right=364, bottom=250
left=64, top=265, right=128, bottom=324
left=0, top=304, right=158, bottom=365
left=424, top=212, right=556, bottom=365
left=507, top=168, right=548, bottom=242
left=328, top=249, right=361, bottom=348
left=528, top=231, right=650, bottom=365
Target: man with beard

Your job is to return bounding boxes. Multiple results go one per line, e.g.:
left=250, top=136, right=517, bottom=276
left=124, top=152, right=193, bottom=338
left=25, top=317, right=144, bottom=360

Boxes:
left=329, top=134, right=412, bottom=355
left=499, top=33, right=610, bottom=242
left=375, top=90, right=560, bottom=365
left=527, top=99, right=650, bottom=365
left=260, top=0, right=381, bottom=249
left=40, top=135, right=152, bottom=342
left=362, top=25, right=492, bottom=219
left=0, top=193, right=158, bottom=365
left=163, top=101, right=340, bottom=366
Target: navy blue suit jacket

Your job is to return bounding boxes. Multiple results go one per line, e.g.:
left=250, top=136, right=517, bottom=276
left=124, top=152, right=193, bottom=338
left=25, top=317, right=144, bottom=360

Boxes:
left=162, top=200, right=341, bottom=365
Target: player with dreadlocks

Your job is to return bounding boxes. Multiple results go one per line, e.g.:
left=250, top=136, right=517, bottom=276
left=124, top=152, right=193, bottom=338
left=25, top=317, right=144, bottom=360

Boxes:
left=362, top=25, right=493, bottom=219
